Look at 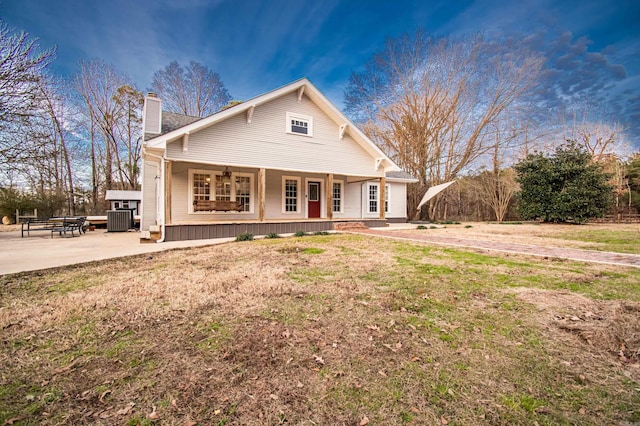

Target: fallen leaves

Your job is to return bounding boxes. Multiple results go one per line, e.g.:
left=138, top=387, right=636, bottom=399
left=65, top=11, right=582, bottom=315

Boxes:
left=116, top=402, right=135, bottom=416
left=98, top=389, right=111, bottom=403
left=382, top=341, right=403, bottom=352
left=149, top=405, right=160, bottom=420
left=3, top=415, right=26, bottom=425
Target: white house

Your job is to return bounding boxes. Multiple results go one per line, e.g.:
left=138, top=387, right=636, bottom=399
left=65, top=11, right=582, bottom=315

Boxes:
left=140, top=78, right=416, bottom=242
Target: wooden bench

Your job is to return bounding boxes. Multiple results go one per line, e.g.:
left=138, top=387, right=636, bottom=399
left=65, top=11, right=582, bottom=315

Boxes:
left=21, top=216, right=87, bottom=238
left=193, top=200, right=244, bottom=212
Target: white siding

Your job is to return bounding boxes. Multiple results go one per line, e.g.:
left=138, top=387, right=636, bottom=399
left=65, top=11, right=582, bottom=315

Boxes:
left=343, top=180, right=363, bottom=218
left=165, top=92, right=383, bottom=178
left=387, top=181, right=408, bottom=219
left=141, top=158, right=160, bottom=230
left=358, top=181, right=408, bottom=220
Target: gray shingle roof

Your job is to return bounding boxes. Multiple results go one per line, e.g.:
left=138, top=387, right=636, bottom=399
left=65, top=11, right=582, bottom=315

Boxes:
left=161, top=111, right=201, bottom=134
left=386, top=170, right=417, bottom=181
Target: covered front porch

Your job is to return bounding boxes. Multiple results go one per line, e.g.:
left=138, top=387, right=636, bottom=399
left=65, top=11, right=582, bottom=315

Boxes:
left=143, top=159, right=398, bottom=241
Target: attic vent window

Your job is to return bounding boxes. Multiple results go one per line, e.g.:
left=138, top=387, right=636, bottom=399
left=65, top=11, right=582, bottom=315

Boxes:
left=286, top=112, right=313, bottom=137
left=292, top=119, right=308, bottom=134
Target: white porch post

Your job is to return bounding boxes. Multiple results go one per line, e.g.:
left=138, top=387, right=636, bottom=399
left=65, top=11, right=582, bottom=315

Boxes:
left=258, top=168, right=266, bottom=221
left=379, top=177, right=386, bottom=220
left=326, top=173, right=334, bottom=220
left=164, top=161, right=172, bottom=225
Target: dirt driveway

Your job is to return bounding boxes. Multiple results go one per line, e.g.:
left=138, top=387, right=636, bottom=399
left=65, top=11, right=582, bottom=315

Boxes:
left=360, top=222, right=640, bottom=268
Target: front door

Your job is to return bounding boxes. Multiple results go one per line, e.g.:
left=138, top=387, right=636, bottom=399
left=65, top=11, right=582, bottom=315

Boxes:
left=308, top=182, right=321, bottom=218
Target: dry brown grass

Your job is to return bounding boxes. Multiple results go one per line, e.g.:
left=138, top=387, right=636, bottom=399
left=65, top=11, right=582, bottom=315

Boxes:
left=1, top=233, right=639, bottom=425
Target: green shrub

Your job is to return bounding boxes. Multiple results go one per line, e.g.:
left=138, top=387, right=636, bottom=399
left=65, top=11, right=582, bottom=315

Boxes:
left=417, top=225, right=427, bottom=230
left=314, top=231, right=330, bottom=235
left=294, top=231, right=306, bottom=237
left=265, top=232, right=280, bottom=239
left=235, top=233, right=254, bottom=241
left=465, top=225, right=473, bottom=228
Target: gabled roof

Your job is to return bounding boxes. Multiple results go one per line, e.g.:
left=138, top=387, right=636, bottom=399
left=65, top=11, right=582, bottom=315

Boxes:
left=145, top=78, right=400, bottom=172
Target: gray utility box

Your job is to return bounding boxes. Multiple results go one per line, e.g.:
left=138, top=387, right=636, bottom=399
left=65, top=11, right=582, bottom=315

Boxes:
left=107, top=210, right=132, bottom=232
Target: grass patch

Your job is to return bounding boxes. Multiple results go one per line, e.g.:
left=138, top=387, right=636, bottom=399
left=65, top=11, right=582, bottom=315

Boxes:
left=235, top=232, right=254, bottom=241
left=301, top=247, right=325, bottom=255
left=555, top=229, right=640, bottom=254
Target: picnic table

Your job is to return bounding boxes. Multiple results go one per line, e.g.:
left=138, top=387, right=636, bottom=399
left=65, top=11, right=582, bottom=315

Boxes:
left=21, top=216, right=87, bottom=238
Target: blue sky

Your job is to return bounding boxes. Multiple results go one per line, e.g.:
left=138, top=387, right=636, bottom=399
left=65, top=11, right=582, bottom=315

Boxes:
left=2, top=0, right=640, bottom=147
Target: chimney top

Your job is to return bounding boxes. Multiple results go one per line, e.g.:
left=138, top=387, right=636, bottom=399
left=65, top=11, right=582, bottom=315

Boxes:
left=147, top=92, right=158, bottom=98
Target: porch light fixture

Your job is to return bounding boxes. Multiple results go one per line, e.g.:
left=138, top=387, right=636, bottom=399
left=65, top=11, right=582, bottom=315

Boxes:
left=222, top=167, right=232, bottom=180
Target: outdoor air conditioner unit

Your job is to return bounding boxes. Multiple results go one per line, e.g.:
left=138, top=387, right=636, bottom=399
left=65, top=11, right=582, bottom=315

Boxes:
left=107, top=210, right=131, bottom=232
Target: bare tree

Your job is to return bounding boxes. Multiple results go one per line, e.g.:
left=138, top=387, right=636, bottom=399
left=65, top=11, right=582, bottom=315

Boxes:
left=151, top=60, right=231, bottom=117
left=573, top=122, right=625, bottom=162
left=112, top=84, right=143, bottom=189
left=345, top=31, right=543, bottom=220
left=34, top=76, right=76, bottom=214
left=0, top=22, right=55, bottom=165
left=76, top=60, right=143, bottom=196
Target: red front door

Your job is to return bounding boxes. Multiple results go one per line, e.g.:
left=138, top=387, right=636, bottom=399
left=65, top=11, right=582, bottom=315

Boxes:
left=308, top=182, right=321, bottom=218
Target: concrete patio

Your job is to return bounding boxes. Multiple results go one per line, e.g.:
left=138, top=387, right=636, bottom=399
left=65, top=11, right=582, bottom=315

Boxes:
left=0, top=228, right=234, bottom=275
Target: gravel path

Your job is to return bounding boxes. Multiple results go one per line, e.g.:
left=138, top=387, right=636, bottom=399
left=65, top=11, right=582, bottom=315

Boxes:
left=356, top=228, right=640, bottom=268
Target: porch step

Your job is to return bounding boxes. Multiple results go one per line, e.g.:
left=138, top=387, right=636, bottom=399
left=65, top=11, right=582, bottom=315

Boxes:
left=333, top=222, right=369, bottom=231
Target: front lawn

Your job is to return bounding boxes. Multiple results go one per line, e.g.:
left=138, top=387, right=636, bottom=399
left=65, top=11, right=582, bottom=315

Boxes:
left=1, top=234, right=639, bottom=425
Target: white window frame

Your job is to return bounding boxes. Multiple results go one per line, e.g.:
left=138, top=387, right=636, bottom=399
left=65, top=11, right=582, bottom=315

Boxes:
left=282, top=176, right=301, bottom=214
left=367, top=182, right=379, bottom=214
left=188, top=168, right=254, bottom=214
left=385, top=184, right=390, bottom=214
left=332, top=180, right=344, bottom=213
left=286, top=112, right=313, bottom=137
left=366, top=182, right=389, bottom=214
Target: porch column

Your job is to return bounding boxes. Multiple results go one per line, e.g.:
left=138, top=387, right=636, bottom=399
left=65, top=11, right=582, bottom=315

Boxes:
left=379, top=177, right=386, bottom=220
left=164, top=161, right=172, bottom=225
left=326, top=173, right=334, bottom=220
left=258, top=168, right=266, bottom=221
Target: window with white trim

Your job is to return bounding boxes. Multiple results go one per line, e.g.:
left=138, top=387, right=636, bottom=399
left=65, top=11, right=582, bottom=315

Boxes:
left=282, top=176, right=300, bottom=213
left=215, top=174, right=231, bottom=202
left=189, top=169, right=253, bottom=213
left=286, top=112, right=313, bottom=136
left=193, top=173, right=211, bottom=203
left=385, top=184, right=390, bottom=213
left=332, top=181, right=343, bottom=213
left=368, top=183, right=378, bottom=213
left=235, top=176, right=251, bottom=212
left=367, top=183, right=389, bottom=214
